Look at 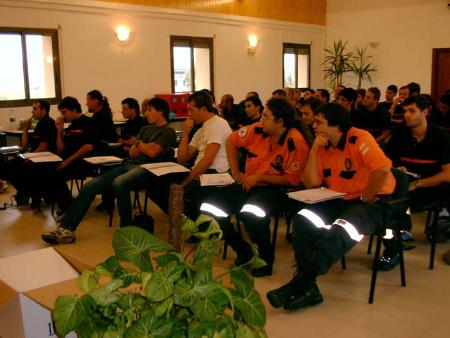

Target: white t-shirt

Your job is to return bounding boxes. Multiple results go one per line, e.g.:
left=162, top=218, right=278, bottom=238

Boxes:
left=189, top=115, right=231, bottom=173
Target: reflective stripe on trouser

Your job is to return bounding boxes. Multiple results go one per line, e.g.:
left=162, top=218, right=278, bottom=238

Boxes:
left=241, top=204, right=266, bottom=218
left=333, top=218, right=364, bottom=242
left=199, top=202, right=229, bottom=218
left=298, top=209, right=331, bottom=229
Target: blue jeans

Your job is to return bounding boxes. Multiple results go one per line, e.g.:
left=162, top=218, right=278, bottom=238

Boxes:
left=61, top=162, right=155, bottom=230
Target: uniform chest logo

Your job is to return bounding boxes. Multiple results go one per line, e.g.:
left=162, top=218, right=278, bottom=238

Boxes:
left=275, top=154, right=283, bottom=165
left=344, top=158, right=353, bottom=171
left=239, top=127, right=248, bottom=137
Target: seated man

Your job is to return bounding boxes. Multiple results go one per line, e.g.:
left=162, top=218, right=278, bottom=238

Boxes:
left=0, top=99, right=57, bottom=206
left=380, top=95, right=450, bottom=270
left=267, top=103, right=395, bottom=311
left=201, top=98, right=309, bottom=277
left=116, top=97, right=148, bottom=156
left=243, top=96, right=263, bottom=126
left=176, top=91, right=232, bottom=217
left=359, top=87, right=391, bottom=143
left=41, top=98, right=176, bottom=244
left=336, top=87, right=364, bottom=129
left=28, top=97, right=98, bottom=212
left=219, top=94, right=247, bottom=130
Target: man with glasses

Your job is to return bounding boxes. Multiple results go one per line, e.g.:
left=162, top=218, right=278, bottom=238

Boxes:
left=200, top=97, right=309, bottom=277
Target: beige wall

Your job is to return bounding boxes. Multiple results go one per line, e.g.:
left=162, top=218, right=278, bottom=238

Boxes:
left=0, top=0, right=325, bottom=128
left=327, top=0, right=450, bottom=94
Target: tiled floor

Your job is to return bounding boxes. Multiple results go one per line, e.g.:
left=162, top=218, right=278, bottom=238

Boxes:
left=1, top=186, right=449, bottom=337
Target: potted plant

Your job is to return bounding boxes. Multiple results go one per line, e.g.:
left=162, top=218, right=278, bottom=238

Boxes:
left=53, top=214, right=268, bottom=337
left=349, top=46, right=377, bottom=89
left=322, top=39, right=354, bottom=89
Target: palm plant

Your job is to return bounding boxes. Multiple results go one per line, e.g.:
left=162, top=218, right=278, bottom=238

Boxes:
left=322, top=40, right=354, bottom=89
left=350, top=47, right=377, bottom=89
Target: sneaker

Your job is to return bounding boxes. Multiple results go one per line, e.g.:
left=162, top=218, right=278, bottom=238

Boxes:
left=378, top=253, right=400, bottom=271
left=400, top=230, right=416, bottom=250
left=267, top=279, right=297, bottom=308
left=41, top=227, right=76, bottom=245
left=283, top=282, right=324, bottom=311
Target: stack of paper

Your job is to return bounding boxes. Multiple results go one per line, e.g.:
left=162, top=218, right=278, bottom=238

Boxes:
left=287, top=187, right=346, bottom=204
left=84, top=156, right=123, bottom=165
left=0, top=145, right=21, bottom=154
left=141, top=162, right=190, bottom=176
left=199, top=173, right=235, bottom=186
left=20, top=151, right=62, bottom=163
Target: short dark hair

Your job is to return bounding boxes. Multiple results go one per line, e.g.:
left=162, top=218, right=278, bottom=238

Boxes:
left=304, top=88, right=316, bottom=94
left=272, top=89, right=287, bottom=97
left=199, top=88, right=216, bottom=104
left=402, top=95, right=430, bottom=111
left=247, top=91, right=259, bottom=98
left=121, top=97, right=140, bottom=115
left=266, top=97, right=296, bottom=129
left=317, top=89, right=330, bottom=102
left=407, top=82, right=421, bottom=96
left=188, top=90, right=214, bottom=112
left=148, top=97, right=170, bottom=122
left=339, top=88, right=357, bottom=103
left=300, top=97, right=322, bottom=113
left=315, top=103, right=351, bottom=132
left=35, top=99, right=50, bottom=116
left=58, top=96, right=82, bottom=113
left=244, top=96, right=263, bottom=113
left=367, top=87, right=381, bottom=101
left=387, top=84, right=398, bottom=94
left=357, top=88, right=366, bottom=98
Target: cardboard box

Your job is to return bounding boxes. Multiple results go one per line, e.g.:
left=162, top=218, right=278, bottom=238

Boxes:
left=0, top=247, right=92, bottom=338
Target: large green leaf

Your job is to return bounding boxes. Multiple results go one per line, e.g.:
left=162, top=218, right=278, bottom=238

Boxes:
left=236, top=322, right=267, bottom=338
left=95, top=256, right=121, bottom=276
left=155, top=297, right=173, bottom=318
left=125, top=313, right=174, bottom=338
left=77, top=270, right=99, bottom=293
left=144, top=270, right=174, bottom=302
left=113, top=267, right=141, bottom=288
left=230, top=268, right=254, bottom=292
left=88, top=279, right=123, bottom=307
left=231, top=288, right=266, bottom=327
left=113, top=227, right=173, bottom=272
left=54, top=294, right=95, bottom=337
left=117, top=293, right=146, bottom=311
left=155, top=252, right=183, bottom=267
left=145, top=260, right=184, bottom=301
left=191, top=288, right=228, bottom=321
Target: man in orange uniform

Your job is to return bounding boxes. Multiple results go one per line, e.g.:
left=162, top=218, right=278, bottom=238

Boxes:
left=267, top=103, right=396, bottom=311
left=200, top=97, right=309, bottom=277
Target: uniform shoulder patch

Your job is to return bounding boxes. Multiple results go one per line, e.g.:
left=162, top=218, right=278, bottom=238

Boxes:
left=288, top=137, right=296, bottom=151
left=290, top=162, right=300, bottom=171
left=239, top=127, right=248, bottom=138
left=349, top=135, right=358, bottom=144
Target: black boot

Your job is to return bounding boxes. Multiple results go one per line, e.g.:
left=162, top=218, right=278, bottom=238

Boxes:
left=283, top=282, right=323, bottom=311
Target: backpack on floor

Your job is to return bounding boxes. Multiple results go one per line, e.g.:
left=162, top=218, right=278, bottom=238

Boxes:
left=133, top=212, right=155, bottom=234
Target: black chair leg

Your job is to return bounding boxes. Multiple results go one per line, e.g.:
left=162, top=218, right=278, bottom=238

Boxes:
left=271, top=214, right=279, bottom=254
left=285, top=211, right=292, bottom=241
left=108, top=204, right=114, bottom=228
left=395, top=227, right=406, bottom=287
left=367, top=234, right=374, bottom=255
left=424, top=209, right=432, bottom=234
left=429, top=210, right=438, bottom=270
left=341, top=256, right=346, bottom=270
left=369, top=235, right=383, bottom=304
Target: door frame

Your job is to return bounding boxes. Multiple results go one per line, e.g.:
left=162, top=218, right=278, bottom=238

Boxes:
left=431, top=48, right=450, bottom=102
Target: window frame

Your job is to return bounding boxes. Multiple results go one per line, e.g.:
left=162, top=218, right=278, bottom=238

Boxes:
left=0, top=27, right=62, bottom=108
left=170, top=35, right=214, bottom=94
left=282, top=43, right=311, bottom=89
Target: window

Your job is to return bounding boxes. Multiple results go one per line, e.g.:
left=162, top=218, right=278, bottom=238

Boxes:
left=170, top=36, right=214, bottom=94
left=0, top=27, right=61, bottom=108
left=283, top=43, right=310, bottom=88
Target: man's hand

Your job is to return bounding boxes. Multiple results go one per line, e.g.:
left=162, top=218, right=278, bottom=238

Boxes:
left=312, top=134, right=329, bottom=150
left=184, top=118, right=194, bottom=133
left=57, top=160, right=70, bottom=171
left=397, top=166, right=407, bottom=173
left=129, top=145, right=140, bottom=158
left=20, top=119, right=31, bottom=131
left=242, top=174, right=260, bottom=192
left=231, top=170, right=245, bottom=184
left=56, top=117, right=64, bottom=133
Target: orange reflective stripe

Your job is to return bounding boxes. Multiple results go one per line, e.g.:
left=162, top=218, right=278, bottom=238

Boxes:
left=399, top=157, right=438, bottom=164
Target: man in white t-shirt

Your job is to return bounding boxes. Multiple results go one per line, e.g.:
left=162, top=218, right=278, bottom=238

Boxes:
left=177, top=91, right=232, bottom=217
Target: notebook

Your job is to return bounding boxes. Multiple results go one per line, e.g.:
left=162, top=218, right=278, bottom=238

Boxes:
left=287, top=187, right=346, bottom=204
left=141, top=162, right=190, bottom=176
left=199, top=173, right=235, bottom=186
left=84, top=156, right=123, bottom=165
left=20, top=151, right=63, bottom=163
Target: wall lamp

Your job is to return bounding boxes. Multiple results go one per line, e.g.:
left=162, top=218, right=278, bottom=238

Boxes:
left=115, top=25, right=131, bottom=43
left=247, top=34, right=258, bottom=54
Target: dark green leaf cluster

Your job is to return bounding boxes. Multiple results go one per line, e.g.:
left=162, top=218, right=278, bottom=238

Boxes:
left=53, top=215, right=267, bottom=338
